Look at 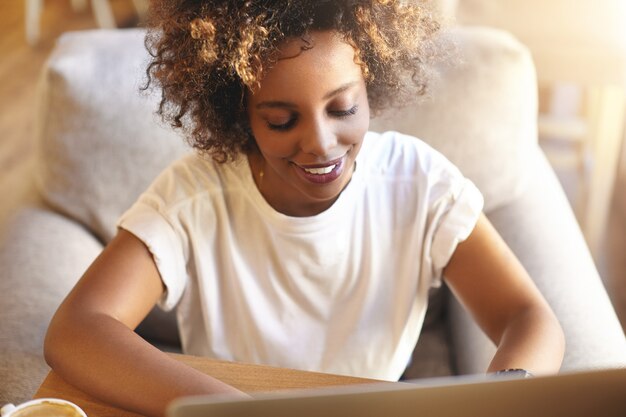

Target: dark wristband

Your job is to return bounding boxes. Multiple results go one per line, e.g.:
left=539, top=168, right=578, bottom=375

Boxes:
left=494, top=368, right=534, bottom=378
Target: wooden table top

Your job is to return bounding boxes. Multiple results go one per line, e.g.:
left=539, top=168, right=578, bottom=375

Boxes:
left=34, top=353, right=378, bottom=417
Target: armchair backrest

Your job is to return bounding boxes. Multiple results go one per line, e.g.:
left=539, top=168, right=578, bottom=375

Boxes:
left=36, top=29, right=189, bottom=243
left=36, top=27, right=538, bottom=243
left=370, top=26, right=537, bottom=211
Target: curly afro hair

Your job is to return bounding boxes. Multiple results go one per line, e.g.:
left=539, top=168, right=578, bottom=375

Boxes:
left=144, top=0, right=440, bottom=162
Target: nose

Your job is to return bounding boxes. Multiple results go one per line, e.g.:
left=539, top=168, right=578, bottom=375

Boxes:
left=299, top=118, right=337, bottom=157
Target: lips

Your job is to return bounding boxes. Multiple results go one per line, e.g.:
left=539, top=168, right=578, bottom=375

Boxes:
left=293, top=156, right=345, bottom=184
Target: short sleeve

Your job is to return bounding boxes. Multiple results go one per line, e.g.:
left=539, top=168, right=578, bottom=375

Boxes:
left=117, top=199, right=188, bottom=311
left=428, top=178, right=484, bottom=288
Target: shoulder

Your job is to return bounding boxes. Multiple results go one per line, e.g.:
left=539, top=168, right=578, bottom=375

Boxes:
left=360, top=131, right=462, bottom=179
left=141, top=153, right=246, bottom=211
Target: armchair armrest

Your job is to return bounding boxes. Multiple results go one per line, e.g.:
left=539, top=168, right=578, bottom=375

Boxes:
left=450, top=145, right=626, bottom=374
left=0, top=205, right=103, bottom=403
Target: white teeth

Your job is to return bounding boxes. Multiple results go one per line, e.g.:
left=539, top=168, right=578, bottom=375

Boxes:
left=303, top=164, right=336, bottom=175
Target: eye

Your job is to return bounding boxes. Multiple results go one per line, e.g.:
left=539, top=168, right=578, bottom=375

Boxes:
left=267, top=116, right=298, bottom=131
left=329, top=105, right=359, bottom=119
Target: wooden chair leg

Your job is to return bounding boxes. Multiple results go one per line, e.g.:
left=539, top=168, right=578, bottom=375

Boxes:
left=131, top=0, right=149, bottom=17
left=620, top=129, right=626, bottom=186
left=70, top=0, right=88, bottom=12
left=25, top=0, right=43, bottom=46
left=90, top=0, right=116, bottom=28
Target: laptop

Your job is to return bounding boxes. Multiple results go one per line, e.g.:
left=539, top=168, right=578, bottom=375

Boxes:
left=167, top=367, right=626, bottom=417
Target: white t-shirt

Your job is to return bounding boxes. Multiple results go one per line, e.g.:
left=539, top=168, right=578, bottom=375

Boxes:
left=118, top=131, right=483, bottom=380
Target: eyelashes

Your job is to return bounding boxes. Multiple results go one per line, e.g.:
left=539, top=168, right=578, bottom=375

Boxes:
left=267, top=105, right=359, bottom=131
left=330, top=105, right=359, bottom=118
left=268, top=118, right=297, bottom=131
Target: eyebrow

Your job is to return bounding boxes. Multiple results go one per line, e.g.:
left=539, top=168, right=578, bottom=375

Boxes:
left=323, top=81, right=359, bottom=100
left=255, top=81, right=359, bottom=110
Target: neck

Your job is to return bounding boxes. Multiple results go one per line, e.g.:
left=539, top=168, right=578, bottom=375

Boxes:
left=247, top=153, right=339, bottom=217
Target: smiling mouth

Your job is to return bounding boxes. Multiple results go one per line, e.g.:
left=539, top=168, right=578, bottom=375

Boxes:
left=294, top=156, right=345, bottom=184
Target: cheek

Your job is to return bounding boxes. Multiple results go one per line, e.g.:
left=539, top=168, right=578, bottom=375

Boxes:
left=251, top=128, right=297, bottom=159
left=248, top=114, right=288, bottom=154
left=341, top=108, right=370, bottom=144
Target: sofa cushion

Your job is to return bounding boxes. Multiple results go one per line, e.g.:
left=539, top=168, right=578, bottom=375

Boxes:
left=371, top=26, right=538, bottom=211
left=36, top=29, right=190, bottom=243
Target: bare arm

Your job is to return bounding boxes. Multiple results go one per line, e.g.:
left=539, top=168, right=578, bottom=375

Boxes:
left=443, top=213, right=565, bottom=375
left=44, top=229, right=245, bottom=417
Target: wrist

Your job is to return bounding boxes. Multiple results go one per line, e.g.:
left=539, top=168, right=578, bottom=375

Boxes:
left=493, top=368, right=534, bottom=378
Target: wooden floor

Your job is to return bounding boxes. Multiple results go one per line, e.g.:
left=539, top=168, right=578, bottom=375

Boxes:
left=1, top=1, right=625, bottom=332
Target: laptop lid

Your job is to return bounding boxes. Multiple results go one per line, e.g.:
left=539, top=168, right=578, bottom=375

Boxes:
left=167, top=367, right=626, bottom=417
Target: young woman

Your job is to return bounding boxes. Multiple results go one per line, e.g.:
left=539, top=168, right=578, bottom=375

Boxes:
left=44, top=1, right=565, bottom=416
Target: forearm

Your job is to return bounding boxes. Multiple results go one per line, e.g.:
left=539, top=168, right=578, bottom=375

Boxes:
left=487, top=305, right=565, bottom=375
left=44, top=311, right=245, bottom=417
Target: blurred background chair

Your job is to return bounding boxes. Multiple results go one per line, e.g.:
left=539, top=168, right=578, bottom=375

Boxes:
left=25, top=0, right=148, bottom=45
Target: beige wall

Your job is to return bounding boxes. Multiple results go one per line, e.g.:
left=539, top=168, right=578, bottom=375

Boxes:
left=456, top=0, right=626, bottom=85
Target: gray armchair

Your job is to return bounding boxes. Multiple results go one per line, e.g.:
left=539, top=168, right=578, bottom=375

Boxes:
left=1, top=26, right=625, bottom=404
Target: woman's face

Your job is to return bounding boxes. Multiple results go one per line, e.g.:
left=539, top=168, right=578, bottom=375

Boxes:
left=247, top=30, right=370, bottom=217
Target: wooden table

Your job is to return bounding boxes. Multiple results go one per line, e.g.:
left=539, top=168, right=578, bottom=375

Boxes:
left=34, top=353, right=377, bottom=417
